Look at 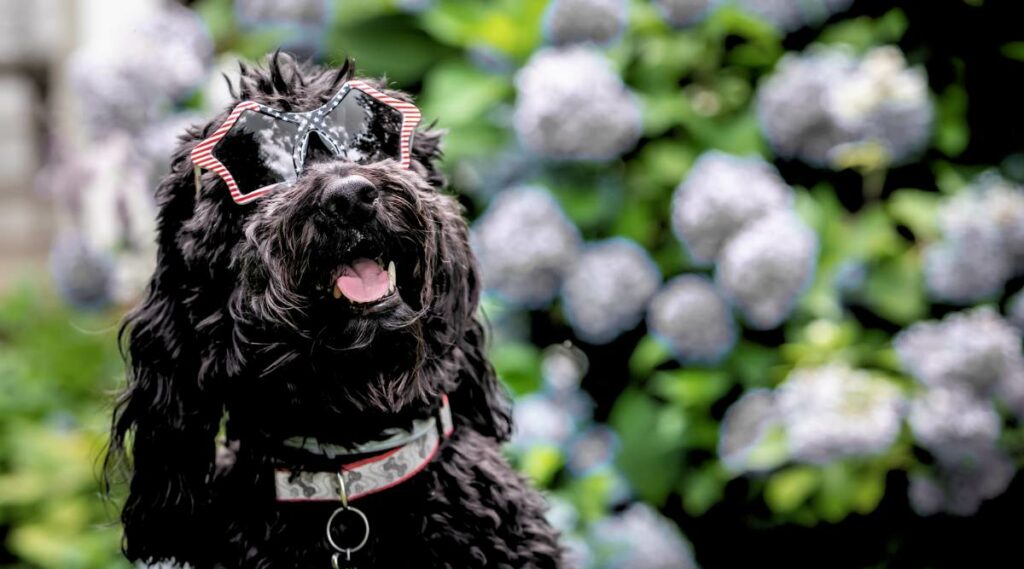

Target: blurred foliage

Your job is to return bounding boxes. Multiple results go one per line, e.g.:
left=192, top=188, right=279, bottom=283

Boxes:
left=0, top=285, right=128, bottom=568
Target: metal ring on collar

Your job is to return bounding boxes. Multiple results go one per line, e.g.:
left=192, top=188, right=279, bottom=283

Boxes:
left=325, top=505, right=370, bottom=554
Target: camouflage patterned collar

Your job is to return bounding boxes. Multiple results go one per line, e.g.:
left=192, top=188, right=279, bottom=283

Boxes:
left=274, top=395, right=454, bottom=503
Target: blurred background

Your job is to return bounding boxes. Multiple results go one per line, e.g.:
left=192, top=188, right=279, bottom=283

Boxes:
left=2, top=0, right=1023, bottom=567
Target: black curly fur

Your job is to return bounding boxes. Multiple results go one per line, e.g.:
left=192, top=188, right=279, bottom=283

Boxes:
left=107, top=53, right=563, bottom=568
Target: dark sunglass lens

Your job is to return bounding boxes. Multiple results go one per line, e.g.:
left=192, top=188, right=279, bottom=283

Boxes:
left=213, top=110, right=299, bottom=196
left=325, top=90, right=404, bottom=164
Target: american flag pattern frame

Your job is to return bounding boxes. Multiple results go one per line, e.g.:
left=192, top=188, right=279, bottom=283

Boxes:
left=190, top=80, right=423, bottom=205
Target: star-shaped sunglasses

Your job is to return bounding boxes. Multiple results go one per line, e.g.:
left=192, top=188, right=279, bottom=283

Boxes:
left=191, top=80, right=421, bottom=204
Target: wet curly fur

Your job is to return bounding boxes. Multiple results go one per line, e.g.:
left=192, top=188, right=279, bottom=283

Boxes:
left=106, top=54, right=563, bottom=568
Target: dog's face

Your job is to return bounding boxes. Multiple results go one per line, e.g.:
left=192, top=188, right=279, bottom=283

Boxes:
left=166, top=57, right=477, bottom=431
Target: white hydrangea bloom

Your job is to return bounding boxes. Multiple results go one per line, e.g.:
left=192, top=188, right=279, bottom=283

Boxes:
left=235, top=0, right=329, bottom=26
left=923, top=235, right=1010, bottom=305
left=511, top=394, right=578, bottom=448
left=544, top=0, right=628, bottom=45
left=647, top=275, right=737, bottom=363
left=671, top=151, right=793, bottom=264
left=996, top=363, right=1024, bottom=421
left=715, top=211, right=818, bottom=330
left=514, top=46, right=642, bottom=160
left=732, top=0, right=853, bottom=33
left=567, top=426, right=618, bottom=474
left=776, top=365, right=905, bottom=463
left=561, top=239, right=662, bottom=344
left=907, top=386, right=1001, bottom=460
left=541, top=343, right=589, bottom=393
left=757, top=45, right=932, bottom=168
left=1006, top=289, right=1024, bottom=332
left=49, top=232, right=115, bottom=310
left=589, top=503, right=699, bottom=569
left=894, top=307, right=1024, bottom=396
left=909, top=446, right=1015, bottom=517
left=925, top=174, right=1024, bottom=303
left=718, top=389, right=781, bottom=472
left=69, top=4, right=212, bottom=136
left=907, top=473, right=945, bottom=517
left=653, top=0, right=717, bottom=27
left=473, top=187, right=581, bottom=308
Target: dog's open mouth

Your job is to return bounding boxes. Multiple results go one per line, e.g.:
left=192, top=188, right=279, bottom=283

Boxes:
left=331, top=257, right=397, bottom=304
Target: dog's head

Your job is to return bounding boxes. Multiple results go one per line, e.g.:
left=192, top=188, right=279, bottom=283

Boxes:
left=109, top=54, right=509, bottom=561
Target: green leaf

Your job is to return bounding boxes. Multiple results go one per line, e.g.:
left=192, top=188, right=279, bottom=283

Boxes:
left=886, top=189, right=941, bottom=241
left=611, top=389, right=685, bottom=504
left=816, top=462, right=855, bottom=522
left=518, top=444, right=564, bottom=487
left=1002, top=42, right=1024, bottom=62
left=726, top=341, right=782, bottom=388
left=765, top=466, right=821, bottom=514
left=418, top=61, right=511, bottom=126
left=325, top=15, right=460, bottom=84
left=629, top=335, right=674, bottom=379
left=679, top=463, right=726, bottom=516
left=490, top=341, right=542, bottom=395
left=649, top=369, right=733, bottom=409
left=851, top=467, right=887, bottom=514
left=863, top=252, right=927, bottom=325
left=935, top=83, right=970, bottom=157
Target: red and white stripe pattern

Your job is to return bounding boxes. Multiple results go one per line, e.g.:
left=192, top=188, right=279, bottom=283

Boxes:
left=275, top=395, right=453, bottom=503
left=190, top=101, right=268, bottom=205
left=191, top=82, right=423, bottom=205
left=346, top=80, right=422, bottom=169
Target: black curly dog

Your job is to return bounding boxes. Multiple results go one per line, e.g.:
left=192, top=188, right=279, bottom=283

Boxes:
left=107, top=54, right=563, bottom=568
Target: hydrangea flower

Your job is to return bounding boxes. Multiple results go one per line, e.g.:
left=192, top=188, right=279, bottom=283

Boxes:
left=996, top=363, right=1024, bottom=421
left=653, top=0, right=717, bottom=27
left=894, top=307, right=1024, bottom=397
left=68, top=4, right=212, bottom=136
left=49, top=232, right=115, bottom=311
left=514, top=46, right=642, bottom=160
left=510, top=393, right=578, bottom=448
left=776, top=365, right=905, bottom=464
left=924, top=174, right=1024, bottom=303
left=543, top=0, right=628, bottom=45
left=1006, top=289, right=1024, bottom=332
left=923, top=236, right=1010, bottom=304
left=235, top=0, right=329, bottom=24
left=647, top=275, right=737, bottom=363
left=908, top=446, right=1015, bottom=517
left=718, top=389, right=781, bottom=472
left=541, top=342, right=589, bottom=393
left=715, top=211, right=818, bottom=330
left=731, top=0, right=854, bottom=32
left=566, top=425, right=619, bottom=475
left=907, top=386, right=1001, bottom=461
left=589, top=503, right=699, bottom=569
left=561, top=239, right=662, bottom=344
left=472, top=187, right=581, bottom=308
left=757, top=45, right=932, bottom=169
left=235, top=0, right=332, bottom=58
left=671, top=151, right=793, bottom=265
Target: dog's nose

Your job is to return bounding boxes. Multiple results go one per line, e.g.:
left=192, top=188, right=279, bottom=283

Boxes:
left=320, top=175, right=378, bottom=223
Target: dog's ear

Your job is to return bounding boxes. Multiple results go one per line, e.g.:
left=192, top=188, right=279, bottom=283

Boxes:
left=429, top=205, right=512, bottom=441
left=108, top=144, right=224, bottom=564
left=411, top=126, right=447, bottom=189
left=451, top=317, right=513, bottom=441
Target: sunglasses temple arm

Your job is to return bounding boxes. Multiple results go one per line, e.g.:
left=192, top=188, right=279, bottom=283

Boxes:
left=194, top=165, right=202, bottom=196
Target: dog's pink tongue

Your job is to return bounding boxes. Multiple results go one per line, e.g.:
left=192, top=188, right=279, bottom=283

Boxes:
left=336, top=258, right=389, bottom=303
